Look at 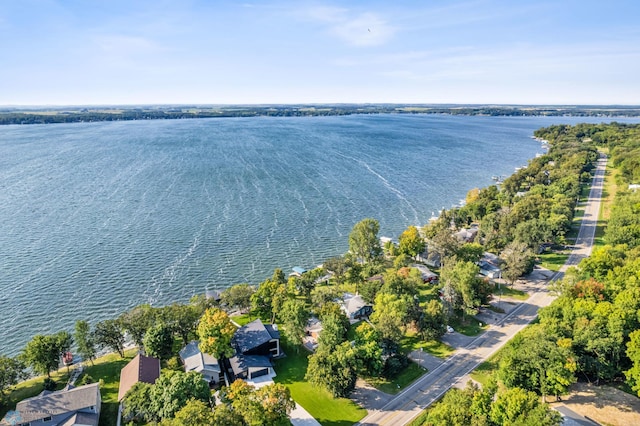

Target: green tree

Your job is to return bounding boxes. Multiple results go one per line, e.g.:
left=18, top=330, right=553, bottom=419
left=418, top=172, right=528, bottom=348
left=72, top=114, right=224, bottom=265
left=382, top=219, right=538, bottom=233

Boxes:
left=22, top=334, right=65, bottom=378
left=625, top=329, right=640, bottom=397
left=416, top=300, right=446, bottom=341
left=150, top=370, right=212, bottom=420
left=0, top=355, right=25, bottom=405
left=160, top=398, right=215, bottom=426
left=323, top=256, right=349, bottom=285
left=440, top=260, right=485, bottom=317
left=256, top=383, right=296, bottom=425
left=221, top=380, right=295, bottom=426
left=119, top=304, right=158, bottom=348
left=74, top=320, right=96, bottom=366
left=425, top=385, right=474, bottom=425
left=353, top=322, right=383, bottom=376
left=490, top=387, right=562, bottom=426
left=94, top=319, right=126, bottom=357
left=500, top=241, right=533, bottom=286
left=144, top=322, right=175, bottom=361
left=370, top=292, right=408, bottom=343
left=212, top=403, right=245, bottom=426
left=251, top=277, right=281, bottom=321
left=348, top=218, right=382, bottom=264
left=398, top=225, right=425, bottom=258
left=455, top=242, right=484, bottom=263
left=306, top=341, right=358, bottom=397
left=498, top=325, right=576, bottom=400
left=221, top=283, right=255, bottom=313
left=162, top=303, right=200, bottom=346
left=277, top=298, right=308, bottom=348
left=317, top=311, right=348, bottom=349
left=197, top=308, right=236, bottom=360
left=122, top=382, right=154, bottom=423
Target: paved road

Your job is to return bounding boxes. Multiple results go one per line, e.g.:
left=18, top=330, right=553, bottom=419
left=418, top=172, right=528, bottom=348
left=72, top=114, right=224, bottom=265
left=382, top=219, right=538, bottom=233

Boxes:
left=357, top=153, right=608, bottom=426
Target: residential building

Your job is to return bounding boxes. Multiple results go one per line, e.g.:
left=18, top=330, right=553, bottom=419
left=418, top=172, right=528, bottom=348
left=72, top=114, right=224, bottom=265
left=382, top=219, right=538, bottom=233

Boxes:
left=118, top=353, right=160, bottom=401
left=7, top=383, right=101, bottom=426
left=179, top=341, right=223, bottom=386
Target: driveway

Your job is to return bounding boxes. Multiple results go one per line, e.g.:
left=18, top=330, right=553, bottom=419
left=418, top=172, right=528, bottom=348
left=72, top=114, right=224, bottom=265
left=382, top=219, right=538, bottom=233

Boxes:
left=351, top=379, right=394, bottom=410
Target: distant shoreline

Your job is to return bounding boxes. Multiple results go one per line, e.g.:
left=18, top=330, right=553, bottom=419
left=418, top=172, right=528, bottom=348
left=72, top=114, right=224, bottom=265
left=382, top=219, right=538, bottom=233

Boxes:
left=2, top=104, right=640, bottom=125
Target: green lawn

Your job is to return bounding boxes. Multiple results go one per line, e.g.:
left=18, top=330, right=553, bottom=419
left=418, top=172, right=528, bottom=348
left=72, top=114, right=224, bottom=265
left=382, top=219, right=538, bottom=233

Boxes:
left=1, top=369, right=70, bottom=420
left=448, top=315, right=488, bottom=336
left=400, top=331, right=454, bottom=359
left=231, top=312, right=259, bottom=326
left=366, top=361, right=426, bottom=394
left=537, top=252, right=569, bottom=272
left=77, top=349, right=137, bottom=426
left=273, top=342, right=366, bottom=426
left=492, top=283, right=529, bottom=300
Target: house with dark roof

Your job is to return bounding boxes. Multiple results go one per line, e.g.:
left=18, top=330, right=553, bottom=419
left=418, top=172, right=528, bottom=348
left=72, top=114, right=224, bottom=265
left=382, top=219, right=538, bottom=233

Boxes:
left=233, top=319, right=280, bottom=358
left=179, top=341, right=223, bottom=386
left=117, top=353, right=161, bottom=401
left=340, top=293, right=373, bottom=322
left=228, top=319, right=280, bottom=383
left=5, top=383, right=101, bottom=426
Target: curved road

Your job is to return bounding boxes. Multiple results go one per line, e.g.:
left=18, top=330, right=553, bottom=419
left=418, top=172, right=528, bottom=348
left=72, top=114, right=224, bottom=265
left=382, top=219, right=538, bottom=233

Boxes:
left=357, top=153, right=608, bottom=426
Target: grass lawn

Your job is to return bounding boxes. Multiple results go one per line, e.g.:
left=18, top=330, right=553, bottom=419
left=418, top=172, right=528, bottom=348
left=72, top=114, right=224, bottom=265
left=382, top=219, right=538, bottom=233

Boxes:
left=538, top=252, right=569, bottom=272
left=1, top=370, right=70, bottom=420
left=400, top=331, right=454, bottom=359
left=492, top=283, right=529, bottom=300
left=77, top=349, right=137, bottom=426
left=273, top=342, right=366, bottom=426
left=469, top=358, right=499, bottom=387
left=231, top=312, right=259, bottom=326
left=448, top=316, right=488, bottom=336
left=366, top=361, right=426, bottom=394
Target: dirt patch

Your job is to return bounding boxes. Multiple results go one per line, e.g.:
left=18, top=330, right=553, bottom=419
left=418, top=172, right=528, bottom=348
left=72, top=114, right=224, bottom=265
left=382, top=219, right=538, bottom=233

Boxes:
left=550, top=382, right=640, bottom=426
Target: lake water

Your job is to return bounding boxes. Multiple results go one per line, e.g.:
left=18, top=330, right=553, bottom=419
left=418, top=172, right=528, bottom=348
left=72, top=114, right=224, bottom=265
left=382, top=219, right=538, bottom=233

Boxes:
left=0, top=114, right=634, bottom=355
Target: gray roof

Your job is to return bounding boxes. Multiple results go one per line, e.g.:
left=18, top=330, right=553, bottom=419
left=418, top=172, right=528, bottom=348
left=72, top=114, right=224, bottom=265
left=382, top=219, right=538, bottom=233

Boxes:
left=16, top=383, right=100, bottom=423
left=229, top=354, right=272, bottom=375
left=179, top=341, right=220, bottom=375
left=233, top=319, right=279, bottom=354
left=342, top=294, right=369, bottom=315
left=59, top=411, right=99, bottom=426
left=179, top=341, right=202, bottom=360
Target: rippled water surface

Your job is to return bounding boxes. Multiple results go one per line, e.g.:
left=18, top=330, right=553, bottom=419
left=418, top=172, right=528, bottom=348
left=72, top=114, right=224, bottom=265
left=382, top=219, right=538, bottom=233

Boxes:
left=0, top=114, right=629, bottom=355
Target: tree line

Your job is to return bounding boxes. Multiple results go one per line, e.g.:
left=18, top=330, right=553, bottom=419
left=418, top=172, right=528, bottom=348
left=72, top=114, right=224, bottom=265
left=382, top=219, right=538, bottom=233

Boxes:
left=2, top=106, right=640, bottom=125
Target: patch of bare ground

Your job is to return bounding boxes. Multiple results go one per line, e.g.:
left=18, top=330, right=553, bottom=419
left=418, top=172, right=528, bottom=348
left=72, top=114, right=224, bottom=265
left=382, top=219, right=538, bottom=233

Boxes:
left=550, top=382, right=640, bottom=426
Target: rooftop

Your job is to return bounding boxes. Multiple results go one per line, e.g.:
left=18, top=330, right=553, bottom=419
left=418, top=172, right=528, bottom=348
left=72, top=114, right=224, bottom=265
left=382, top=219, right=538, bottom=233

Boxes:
left=118, top=353, right=161, bottom=401
left=233, top=319, right=280, bottom=354
left=16, top=383, right=100, bottom=424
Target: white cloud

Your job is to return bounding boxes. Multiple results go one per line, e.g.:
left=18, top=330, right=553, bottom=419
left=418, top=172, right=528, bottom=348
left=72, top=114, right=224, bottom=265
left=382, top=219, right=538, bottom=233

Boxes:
left=295, top=5, right=395, bottom=47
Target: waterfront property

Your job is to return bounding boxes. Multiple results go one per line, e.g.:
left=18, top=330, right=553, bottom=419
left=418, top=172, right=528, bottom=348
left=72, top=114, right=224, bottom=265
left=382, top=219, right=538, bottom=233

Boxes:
left=340, top=293, right=373, bottom=322
left=179, top=341, right=223, bottom=386
left=117, top=353, right=160, bottom=401
left=228, top=319, right=281, bottom=384
left=9, top=383, right=101, bottom=426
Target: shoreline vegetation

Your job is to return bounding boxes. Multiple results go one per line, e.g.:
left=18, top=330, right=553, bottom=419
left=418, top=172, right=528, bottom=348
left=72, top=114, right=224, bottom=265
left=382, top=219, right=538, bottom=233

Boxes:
left=3, top=122, right=640, bottom=426
left=2, top=104, right=640, bottom=125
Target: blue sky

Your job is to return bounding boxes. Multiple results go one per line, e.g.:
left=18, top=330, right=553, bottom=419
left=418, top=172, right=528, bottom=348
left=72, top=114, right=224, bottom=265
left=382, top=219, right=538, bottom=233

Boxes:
left=1, top=0, right=639, bottom=105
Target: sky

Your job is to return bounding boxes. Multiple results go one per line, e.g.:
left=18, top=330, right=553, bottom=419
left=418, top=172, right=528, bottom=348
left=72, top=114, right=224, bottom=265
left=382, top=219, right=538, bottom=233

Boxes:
left=1, top=0, right=639, bottom=106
